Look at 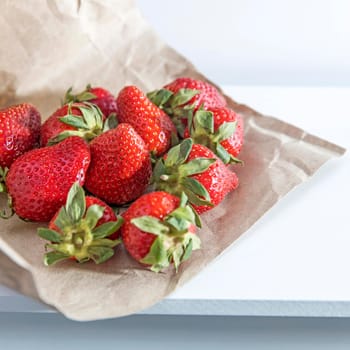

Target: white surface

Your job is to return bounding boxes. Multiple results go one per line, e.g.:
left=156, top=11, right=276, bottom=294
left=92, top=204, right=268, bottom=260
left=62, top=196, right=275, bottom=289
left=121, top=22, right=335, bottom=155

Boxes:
left=169, top=86, right=349, bottom=302
left=0, top=86, right=348, bottom=316
left=137, top=0, right=350, bottom=86
left=3, top=314, right=350, bottom=350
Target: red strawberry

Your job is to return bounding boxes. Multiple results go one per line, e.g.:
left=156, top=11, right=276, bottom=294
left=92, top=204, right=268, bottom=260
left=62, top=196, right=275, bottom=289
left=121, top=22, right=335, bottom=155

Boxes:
left=41, top=102, right=109, bottom=146
left=184, top=107, right=244, bottom=164
left=5, top=136, right=90, bottom=222
left=41, top=104, right=80, bottom=146
left=85, top=123, right=152, bottom=205
left=153, top=138, right=238, bottom=214
left=0, top=103, right=41, bottom=168
left=148, top=77, right=226, bottom=136
left=122, top=191, right=201, bottom=272
left=84, top=197, right=121, bottom=240
left=116, top=86, right=177, bottom=156
left=38, top=183, right=123, bottom=265
left=64, top=85, right=118, bottom=118
left=164, top=77, right=226, bottom=110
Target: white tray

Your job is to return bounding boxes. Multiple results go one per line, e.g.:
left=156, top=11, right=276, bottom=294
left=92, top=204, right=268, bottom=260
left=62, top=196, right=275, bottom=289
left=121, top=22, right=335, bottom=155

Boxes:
left=1, top=86, right=348, bottom=317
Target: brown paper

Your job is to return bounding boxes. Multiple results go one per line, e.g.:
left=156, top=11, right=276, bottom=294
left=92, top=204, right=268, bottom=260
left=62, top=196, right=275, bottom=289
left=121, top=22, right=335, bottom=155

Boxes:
left=0, top=0, right=345, bottom=321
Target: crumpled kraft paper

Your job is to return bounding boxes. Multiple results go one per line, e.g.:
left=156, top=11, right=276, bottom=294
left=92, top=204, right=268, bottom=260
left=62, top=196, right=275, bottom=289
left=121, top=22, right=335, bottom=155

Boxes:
left=0, top=0, right=345, bottom=321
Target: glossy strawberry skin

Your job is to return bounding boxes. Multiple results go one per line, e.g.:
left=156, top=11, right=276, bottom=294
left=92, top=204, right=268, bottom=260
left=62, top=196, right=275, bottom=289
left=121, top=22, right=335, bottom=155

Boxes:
left=6, top=137, right=90, bottom=222
left=0, top=103, right=41, bottom=168
left=184, top=107, right=244, bottom=158
left=215, top=109, right=243, bottom=158
left=41, top=104, right=82, bottom=146
left=85, top=87, right=118, bottom=118
left=116, top=86, right=176, bottom=156
left=165, top=77, right=226, bottom=111
left=84, top=123, right=152, bottom=205
left=50, top=196, right=120, bottom=241
left=187, top=144, right=238, bottom=214
left=122, top=192, right=186, bottom=261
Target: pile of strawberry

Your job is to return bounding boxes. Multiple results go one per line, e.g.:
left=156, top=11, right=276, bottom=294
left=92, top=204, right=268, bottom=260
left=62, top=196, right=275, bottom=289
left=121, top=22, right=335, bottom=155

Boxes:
left=0, top=78, right=243, bottom=272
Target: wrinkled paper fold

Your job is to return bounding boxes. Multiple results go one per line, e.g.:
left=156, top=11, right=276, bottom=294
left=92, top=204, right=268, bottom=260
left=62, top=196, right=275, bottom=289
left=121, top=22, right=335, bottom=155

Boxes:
left=0, top=0, right=345, bottom=320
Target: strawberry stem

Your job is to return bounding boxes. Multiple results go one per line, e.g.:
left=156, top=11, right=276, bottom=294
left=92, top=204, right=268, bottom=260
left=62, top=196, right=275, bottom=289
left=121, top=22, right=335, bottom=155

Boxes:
left=0, top=167, right=14, bottom=219
left=0, top=166, right=8, bottom=193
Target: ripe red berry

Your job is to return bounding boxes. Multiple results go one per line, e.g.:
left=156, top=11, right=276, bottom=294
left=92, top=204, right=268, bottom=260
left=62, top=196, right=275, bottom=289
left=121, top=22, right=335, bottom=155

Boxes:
left=153, top=138, right=238, bottom=214
left=6, top=136, right=90, bottom=222
left=41, top=102, right=106, bottom=146
left=0, top=103, right=41, bottom=168
left=164, top=77, right=226, bottom=111
left=117, top=86, right=176, bottom=156
left=64, top=85, right=118, bottom=118
left=148, top=77, right=226, bottom=136
left=85, top=123, right=152, bottom=205
left=122, top=191, right=200, bottom=272
left=184, top=107, right=244, bottom=164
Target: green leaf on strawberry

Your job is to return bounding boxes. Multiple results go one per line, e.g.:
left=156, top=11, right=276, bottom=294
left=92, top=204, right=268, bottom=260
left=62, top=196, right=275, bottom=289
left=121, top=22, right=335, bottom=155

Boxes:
left=147, top=88, right=200, bottom=137
left=131, top=216, right=169, bottom=236
left=188, top=109, right=243, bottom=165
left=146, top=89, right=173, bottom=108
left=64, top=86, right=97, bottom=105
left=62, top=85, right=119, bottom=121
left=48, top=102, right=117, bottom=145
left=153, top=138, right=215, bottom=208
left=130, top=192, right=201, bottom=272
left=102, top=113, right=118, bottom=132
left=44, top=251, right=71, bottom=266
left=37, top=228, right=62, bottom=243
left=38, top=182, right=123, bottom=265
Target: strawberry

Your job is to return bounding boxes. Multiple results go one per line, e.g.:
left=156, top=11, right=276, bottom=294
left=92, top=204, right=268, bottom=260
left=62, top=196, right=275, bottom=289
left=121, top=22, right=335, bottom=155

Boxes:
left=4, top=136, right=90, bottom=221
left=38, top=183, right=123, bottom=265
left=84, top=123, right=152, bottom=205
left=41, top=102, right=115, bottom=146
left=116, top=86, right=177, bottom=156
left=121, top=191, right=201, bottom=272
left=184, top=108, right=244, bottom=164
left=63, top=85, right=118, bottom=119
left=152, top=138, right=238, bottom=214
left=148, top=77, right=226, bottom=136
left=0, top=103, right=41, bottom=168
left=164, top=77, right=227, bottom=109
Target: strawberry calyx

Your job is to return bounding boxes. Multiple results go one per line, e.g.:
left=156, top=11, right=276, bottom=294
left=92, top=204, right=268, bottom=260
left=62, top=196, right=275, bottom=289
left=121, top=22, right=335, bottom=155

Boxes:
left=152, top=138, right=215, bottom=208
left=0, top=166, right=14, bottom=219
left=0, top=166, right=8, bottom=193
left=147, top=88, right=200, bottom=137
left=63, top=85, right=97, bottom=105
left=188, top=110, right=243, bottom=165
left=38, top=183, right=123, bottom=266
left=131, top=192, right=201, bottom=272
left=48, top=102, right=117, bottom=145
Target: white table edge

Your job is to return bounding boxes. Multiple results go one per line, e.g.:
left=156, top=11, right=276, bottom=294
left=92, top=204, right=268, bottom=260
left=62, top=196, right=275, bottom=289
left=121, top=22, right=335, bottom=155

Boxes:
left=2, top=296, right=350, bottom=318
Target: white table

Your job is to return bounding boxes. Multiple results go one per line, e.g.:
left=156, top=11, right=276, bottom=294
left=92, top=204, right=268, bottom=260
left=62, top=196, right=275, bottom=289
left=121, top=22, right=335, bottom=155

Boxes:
left=1, top=86, right=348, bottom=317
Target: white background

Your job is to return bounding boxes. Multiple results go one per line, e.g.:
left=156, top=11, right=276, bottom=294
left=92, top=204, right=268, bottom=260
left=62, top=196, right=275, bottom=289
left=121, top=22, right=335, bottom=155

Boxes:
left=138, top=0, right=350, bottom=86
